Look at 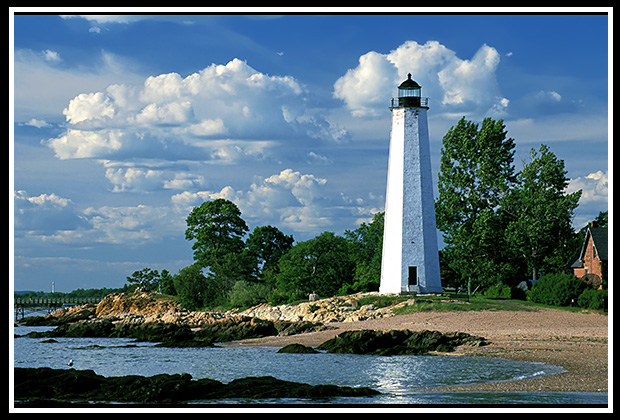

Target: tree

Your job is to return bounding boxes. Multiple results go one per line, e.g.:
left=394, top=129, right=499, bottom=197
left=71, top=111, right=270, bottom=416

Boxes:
left=208, top=249, right=258, bottom=287
left=126, top=267, right=160, bottom=292
left=245, top=225, right=294, bottom=282
left=160, top=269, right=175, bottom=295
left=343, top=212, right=384, bottom=293
left=172, top=265, right=209, bottom=311
left=185, top=198, right=249, bottom=268
left=276, top=232, right=354, bottom=301
left=503, top=145, right=582, bottom=280
left=592, top=210, right=608, bottom=228
left=435, top=117, right=517, bottom=294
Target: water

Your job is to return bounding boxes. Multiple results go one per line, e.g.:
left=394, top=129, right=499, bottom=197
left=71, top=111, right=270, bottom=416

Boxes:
left=13, top=324, right=608, bottom=406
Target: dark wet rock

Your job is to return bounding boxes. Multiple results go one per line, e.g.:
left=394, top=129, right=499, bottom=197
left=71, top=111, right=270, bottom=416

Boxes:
left=14, top=367, right=380, bottom=403
left=26, top=320, right=214, bottom=348
left=194, top=316, right=326, bottom=343
left=18, top=304, right=97, bottom=326
left=27, top=319, right=114, bottom=338
left=23, top=313, right=326, bottom=348
left=273, top=320, right=331, bottom=336
left=276, top=343, right=319, bottom=354
left=316, top=329, right=488, bottom=356
left=195, top=316, right=278, bottom=342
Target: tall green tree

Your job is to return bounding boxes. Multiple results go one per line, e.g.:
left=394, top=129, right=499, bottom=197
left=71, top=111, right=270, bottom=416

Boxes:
left=245, top=225, right=294, bottom=282
left=276, top=231, right=354, bottom=300
left=126, top=267, right=160, bottom=292
left=503, top=145, right=582, bottom=280
left=435, top=117, right=517, bottom=293
left=185, top=198, right=249, bottom=268
left=343, top=212, right=384, bottom=292
left=172, top=264, right=210, bottom=311
left=159, top=269, right=175, bottom=295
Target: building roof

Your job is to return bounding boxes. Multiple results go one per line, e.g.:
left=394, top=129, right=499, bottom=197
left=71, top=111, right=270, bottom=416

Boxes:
left=398, top=73, right=421, bottom=90
left=569, top=226, right=608, bottom=268
left=589, top=227, right=608, bottom=260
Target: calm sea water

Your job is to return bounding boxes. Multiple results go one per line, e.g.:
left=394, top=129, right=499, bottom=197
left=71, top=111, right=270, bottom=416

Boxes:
left=12, top=323, right=608, bottom=406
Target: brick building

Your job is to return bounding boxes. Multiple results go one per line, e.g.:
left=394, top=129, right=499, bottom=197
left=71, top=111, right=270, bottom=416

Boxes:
left=569, top=223, right=608, bottom=289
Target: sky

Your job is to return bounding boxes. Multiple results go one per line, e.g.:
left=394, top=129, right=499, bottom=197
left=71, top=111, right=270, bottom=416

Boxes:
left=11, top=10, right=611, bottom=292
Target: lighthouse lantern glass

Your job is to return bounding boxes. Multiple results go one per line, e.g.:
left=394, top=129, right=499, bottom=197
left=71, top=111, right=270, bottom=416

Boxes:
left=399, top=87, right=420, bottom=97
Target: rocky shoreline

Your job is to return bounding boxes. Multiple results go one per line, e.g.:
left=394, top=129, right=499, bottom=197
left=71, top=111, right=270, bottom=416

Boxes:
left=19, top=291, right=403, bottom=327
left=14, top=292, right=492, bottom=405
left=14, top=367, right=380, bottom=405
left=15, top=291, right=608, bottom=397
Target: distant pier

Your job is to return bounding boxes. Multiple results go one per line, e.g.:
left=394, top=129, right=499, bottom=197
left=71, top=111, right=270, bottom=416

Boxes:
left=13, top=297, right=101, bottom=319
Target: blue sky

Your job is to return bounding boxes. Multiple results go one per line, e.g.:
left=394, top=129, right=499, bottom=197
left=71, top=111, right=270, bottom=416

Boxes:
left=11, top=10, right=610, bottom=292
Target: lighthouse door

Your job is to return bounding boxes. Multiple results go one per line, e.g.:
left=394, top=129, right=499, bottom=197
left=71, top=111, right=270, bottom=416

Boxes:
left=408, top=266, right=418, bottom=286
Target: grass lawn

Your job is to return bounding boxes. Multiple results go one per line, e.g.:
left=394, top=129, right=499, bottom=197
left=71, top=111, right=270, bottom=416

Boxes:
left=353, top=293, right=593, bottom=315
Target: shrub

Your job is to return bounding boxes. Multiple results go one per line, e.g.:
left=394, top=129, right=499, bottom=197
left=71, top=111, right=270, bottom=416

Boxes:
left=577, top=288, right=608, bottom=310
left=228, top=280, right=271, bottom=309
left=484, top=283, right=512, bottom=299
left=530, top=273, right=587, bottom=307
left=338, top=278, right=380, bottom=295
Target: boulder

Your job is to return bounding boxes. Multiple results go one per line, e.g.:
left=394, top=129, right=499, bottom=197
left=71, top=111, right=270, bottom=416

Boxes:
left=14, top=367, right=380, bottom=404
left=18, top=304, right=97, bottom=327
left=95, top=292, right=182, bottom=317
left=317, top=329, right=488, bottom=356
left=276, top=343, right=319, bottom=354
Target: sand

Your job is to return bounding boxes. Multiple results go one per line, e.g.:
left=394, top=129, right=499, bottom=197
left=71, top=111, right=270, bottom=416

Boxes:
left=235, top=307, right=609, bottom=393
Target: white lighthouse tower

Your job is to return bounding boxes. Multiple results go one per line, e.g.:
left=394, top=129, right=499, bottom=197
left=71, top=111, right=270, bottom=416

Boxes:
left=379, top=74, right=442, bottom=294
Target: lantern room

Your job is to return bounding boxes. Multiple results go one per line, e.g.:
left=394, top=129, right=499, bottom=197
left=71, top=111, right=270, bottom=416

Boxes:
left=393, top=73, right=428, bottom=108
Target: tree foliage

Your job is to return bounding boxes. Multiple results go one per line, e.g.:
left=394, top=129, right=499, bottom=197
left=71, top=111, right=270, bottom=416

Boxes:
left=126, top=267, right=160, bottom=292
left=435, top=117, right=517, bottom=293
left=172, top=264, right=210, bottom=311
left=276, top=231, right=354, bottom=300
left=185, top=198, right=249, bottom=268
left=342, top=212, right=384, bottom=293
left=435, top=117, right=586, bottom=294
left=503, top=145, right=582, bottom=280
left=245, top=225, right=294, bottom=282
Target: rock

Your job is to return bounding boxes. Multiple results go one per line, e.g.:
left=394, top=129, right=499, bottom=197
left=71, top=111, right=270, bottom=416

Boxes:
left=49, top=304, right=97, bottom=324
left=14, top=367, right=380, bottom=403
left=25, top=315, right=325, bottom=347
left=273, top=319, right=331, bottom=336
left=193, top=316, right=327, bottom=343
left=276, top=343, right=319, bottom=353
left=18, top=304, right=97, bottom=327
left=238, top=293, right=397, bottom=324
left=317, top=329, right=488, bottom=356
left=195, top=316, right=278, bottom=343
left=26, top=319, right=214, bottom=347
left=28, top=318, right=115, bottom=338
left=216, top=376, right=378, bottom=400
left=96, top=292, right=182, bottom=317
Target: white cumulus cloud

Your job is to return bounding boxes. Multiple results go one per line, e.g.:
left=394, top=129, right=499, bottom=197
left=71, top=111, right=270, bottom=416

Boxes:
left=14, top=190, right=90, bottom=234
left=333, top=40, right=507, bottom=118
left=568, top=170, right=608, bottom=205
left=46, top=58, right=345, bottom=170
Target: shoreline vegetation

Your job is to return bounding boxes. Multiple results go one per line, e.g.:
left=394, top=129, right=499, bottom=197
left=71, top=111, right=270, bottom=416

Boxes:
left=14, top=291, right=608, bottom=404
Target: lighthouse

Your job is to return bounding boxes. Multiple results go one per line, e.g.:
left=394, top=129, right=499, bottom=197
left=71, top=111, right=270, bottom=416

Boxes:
left=379, top=74, right=442, bottom=294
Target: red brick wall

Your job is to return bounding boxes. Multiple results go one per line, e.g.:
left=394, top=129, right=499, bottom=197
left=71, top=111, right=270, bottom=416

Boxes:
left=574, top=234, right=602, bottom=280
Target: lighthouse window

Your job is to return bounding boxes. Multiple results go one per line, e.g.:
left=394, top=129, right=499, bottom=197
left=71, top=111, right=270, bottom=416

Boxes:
left=408, top=266, right=418, bottom=286
left=399, top=88, right=420, bottom=97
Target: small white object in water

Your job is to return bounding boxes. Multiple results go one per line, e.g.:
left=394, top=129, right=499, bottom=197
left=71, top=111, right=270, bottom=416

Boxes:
left=67, top=359, right=73, bottom=367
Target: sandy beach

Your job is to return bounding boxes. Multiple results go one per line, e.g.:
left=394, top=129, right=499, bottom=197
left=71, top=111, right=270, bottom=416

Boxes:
left=235, top=307, right=609, bottom=393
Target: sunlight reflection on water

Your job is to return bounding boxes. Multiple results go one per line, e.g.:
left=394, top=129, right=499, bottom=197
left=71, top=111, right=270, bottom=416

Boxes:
left=14, top=325, right=607, bottom=405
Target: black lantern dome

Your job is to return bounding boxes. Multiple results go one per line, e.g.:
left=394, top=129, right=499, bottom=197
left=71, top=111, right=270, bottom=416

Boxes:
left=394, top=73, right=428, bottom=108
